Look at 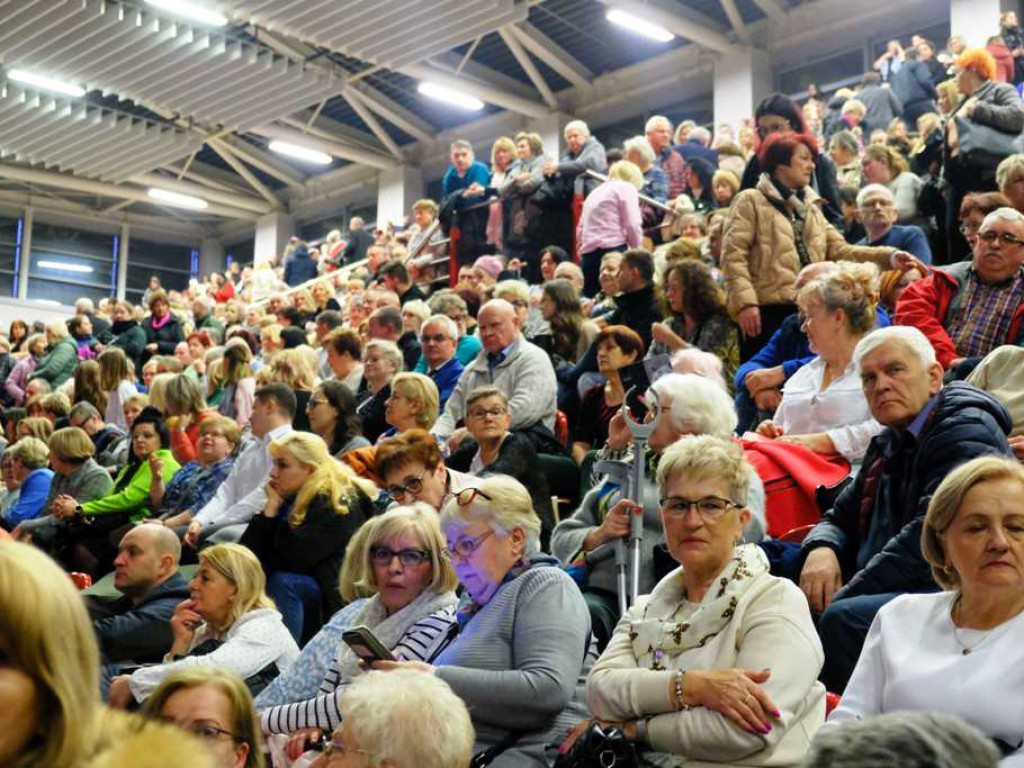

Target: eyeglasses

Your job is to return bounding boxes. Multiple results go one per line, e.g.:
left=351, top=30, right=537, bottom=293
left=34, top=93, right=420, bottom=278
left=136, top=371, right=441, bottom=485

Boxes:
left=959, top=222, right=981, bottom=234
left=385, top=468, right=427, bottom=501
left=164, top=721, right=238, bottom=743
left=306, top=397, right=328, bottom=410
left=445, top=528, right=494, bottom=561
left=467, top=406, right=506, bottom=420
left=659, top=495, right=737, bottom=521
left=420, top=333, right=451, bottom=344
left=977, top=231, right=1024, bottom=246
left=318, top=736, right=370, bottom=762
left=370, top=546, right=432, bottom=567
left=455, top=487, right=492, bottom=507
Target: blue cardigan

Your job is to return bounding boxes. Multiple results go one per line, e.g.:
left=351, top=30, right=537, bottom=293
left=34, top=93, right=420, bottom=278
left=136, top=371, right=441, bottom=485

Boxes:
left=4, top=468, right=54, bottom=528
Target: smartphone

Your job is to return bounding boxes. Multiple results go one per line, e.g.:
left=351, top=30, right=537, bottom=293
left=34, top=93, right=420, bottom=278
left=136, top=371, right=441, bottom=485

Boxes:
left=618, top=360, right=652, bottom=421
left=342, top=626, right=395, bottom=664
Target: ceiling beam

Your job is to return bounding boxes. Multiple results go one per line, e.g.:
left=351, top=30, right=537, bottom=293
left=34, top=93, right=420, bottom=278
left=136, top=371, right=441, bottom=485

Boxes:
left=163, top=160, right=256, bottom=195
left=219, top=136, right=307, bottom=187
left=341, top=90, right=405, bottom=160
left=593, top=0, right=735, bottom=53
left=399, top=62, right=550, bottom=119
left=248, top=123, right=398, bottom=170
left=507, top=22, right=593, bottom=90
left=207, top=139, right=282, bottom=208
left=750, top=0, right=789, bottom=21
left=497, top=27, right=559, bottom=110
left=719, top=0, right=751, bottom=44
left=130, top=172, right=274, bottom=214
left=344, top=84, right=436, bottom=144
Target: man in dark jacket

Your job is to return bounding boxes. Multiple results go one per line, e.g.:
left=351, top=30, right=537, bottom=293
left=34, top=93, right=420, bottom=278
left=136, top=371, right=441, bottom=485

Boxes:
left=891, top=49, right=938, bottom=126
left=340, top=217, right=374, bottom=265
left=89, top=524, right=190, bottom=694
left=283, top=243, right=318, bottom=287
left=857, top=72, right=904, bottom=134
left=544, top=121, right=608, bottom=197
left=799, top=326, right=1012, bottom=692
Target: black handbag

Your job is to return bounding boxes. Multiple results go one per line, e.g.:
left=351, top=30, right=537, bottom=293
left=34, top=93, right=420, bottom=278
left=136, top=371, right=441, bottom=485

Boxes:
left=954, top=115, right=1024, bottom=172
left=553, top=723, right=640, bottom=768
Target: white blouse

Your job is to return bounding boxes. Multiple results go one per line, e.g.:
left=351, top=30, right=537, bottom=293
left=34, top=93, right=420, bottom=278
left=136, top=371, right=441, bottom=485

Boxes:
left=826, top=592, right=1024, bottom=758
left=773, top=357, right=882, bottom=465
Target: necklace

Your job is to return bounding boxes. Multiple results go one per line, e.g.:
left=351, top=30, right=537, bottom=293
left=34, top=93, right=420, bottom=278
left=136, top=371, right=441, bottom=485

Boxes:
left=951, top=596, right=998, bottom=656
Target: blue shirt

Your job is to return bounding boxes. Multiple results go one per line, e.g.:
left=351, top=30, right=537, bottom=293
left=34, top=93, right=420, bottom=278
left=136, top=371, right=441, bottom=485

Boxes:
left=857, top=224, right=933, bottom=264
left=3, top=468, right=54, bottom=527
left=426, top=356, right=465, bottom=410
left=641, top=166, right=669, bottom=204
left=441, top=161, right=490, bottom=211
left=159, top=457, right=234, bottom=516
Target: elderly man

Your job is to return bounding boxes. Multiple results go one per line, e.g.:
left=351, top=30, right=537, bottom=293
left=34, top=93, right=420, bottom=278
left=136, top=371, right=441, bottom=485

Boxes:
left=191, top=294, right=224, bottom=344
left=543, top=119, right=607, bottom=196
left=646, top=115, right=688, bottom=201
left=855, top=184, right=932, bottom=262
left=418, top=314, right=464, bottom=409
left=441, top=139, right=491, bottom=266
left=433, top=299, right=557, bottom=450
left=340, top=216, right=373, bottom=265
left=799, top=325, right=1011, bottom=692
left=422, top=290, right=482, bottom=367
left=368, top=305, right=420, bottom=371
left=88, top=523, right=190, bottom=676
left=897, top=208, right=1024, bottom=374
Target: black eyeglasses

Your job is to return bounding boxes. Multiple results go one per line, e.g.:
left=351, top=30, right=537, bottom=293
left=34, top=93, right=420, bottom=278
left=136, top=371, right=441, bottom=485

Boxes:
left=977, top=231, right=1024, bottom=247
left=467, top=406, right=506, bottom=420
left=370, top=546, right=432, bottom=567
left=385, top=468, right=427, bottom=501
left=445, top=529, right=495, bottom=561
left=659, top=495, right=737, bottom=521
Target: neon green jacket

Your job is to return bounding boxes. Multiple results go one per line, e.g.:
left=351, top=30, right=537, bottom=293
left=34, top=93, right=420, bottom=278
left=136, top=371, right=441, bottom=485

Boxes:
left=81, top=449, right=180, bottom=521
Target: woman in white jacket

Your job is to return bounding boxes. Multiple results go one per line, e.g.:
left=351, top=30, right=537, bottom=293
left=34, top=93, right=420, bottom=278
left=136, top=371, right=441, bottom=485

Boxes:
left=580, top=435, right=825, bottom=767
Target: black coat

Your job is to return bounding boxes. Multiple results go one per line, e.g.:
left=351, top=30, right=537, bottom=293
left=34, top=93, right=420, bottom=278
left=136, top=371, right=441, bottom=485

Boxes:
left=342, top=229, right=374, bottom=265
left=801, top=383, right=1012, bottom=599
left=284, top=246, right=318, bottom=287
left=143, top=314, right=184, bottom=359
left=87, top=571, right=190, bottom=664
left=891, top=60, right=938, bottom=109
left=605, top=285, right=663, bottom=351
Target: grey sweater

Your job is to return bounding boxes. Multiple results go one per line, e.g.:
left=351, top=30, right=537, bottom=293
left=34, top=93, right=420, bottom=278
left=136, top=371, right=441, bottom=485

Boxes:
left=43, top=458, right=114, bottom=514
left=434, top=557, right=593, bottom=767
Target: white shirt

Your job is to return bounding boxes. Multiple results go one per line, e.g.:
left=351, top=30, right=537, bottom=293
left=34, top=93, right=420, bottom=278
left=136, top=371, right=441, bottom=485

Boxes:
left=773, top=357, right=882, bottom=465
left=105, top=379, right=138, bottom=433
left=826, top=592, right=1024, bottom=757
left=194, top=423, right=292, bottom=528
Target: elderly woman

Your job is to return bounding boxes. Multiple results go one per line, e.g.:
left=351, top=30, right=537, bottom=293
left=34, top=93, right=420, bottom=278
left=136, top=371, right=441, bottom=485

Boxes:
left=828, top=130, right=863, bottom=188
left=499, top=130, right=547, bottom=279
left=447, top=387, right=555, bottom=549
left=0, top=437, right=53, bottom=530
left=383, top=372, right=439, bottom=438
left=578, top=160, right=645, bottom=297
left=374, top=474, right=592, bottom=767
left=754, top=263, right=884, bottom=469
left=144, top=667, right=264, bottom=768
left=240, top=432, right=376, bottom=642
left=28, top=321, right=77, bottom=389
left=554, top=373, right=767, bottom=650
left=108, top=543, right=299, bottom=707
left=826, top=456, right=1024, bottom=760
left=376, top=429, right=476, bottom=511
left=722, top=131, right=910, bottom=361
left=5, top=333, right=46, bottom=405
left=306, top=380, right=369, bottom=458
left=259, top=505, right=459, bottom=748
left=356, top=339, right=403, bottom=443
left=582, top=435, right=825, bottom=764
left=996, top=153, right=1024, bottom=214
left=860, top=144, right=925, bottom=224
left=143, top=289, right=184, bottom=366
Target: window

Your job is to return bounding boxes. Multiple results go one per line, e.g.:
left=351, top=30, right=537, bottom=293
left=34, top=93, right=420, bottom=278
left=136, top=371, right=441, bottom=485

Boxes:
left=28, top=223, right=115, bottom=306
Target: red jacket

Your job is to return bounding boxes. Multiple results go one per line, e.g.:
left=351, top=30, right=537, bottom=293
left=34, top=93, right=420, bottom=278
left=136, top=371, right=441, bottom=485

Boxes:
left=895, top=261, right=1024, bottom=368
left=988, top=43, right=1015, bottom=83
left=213, top=281, right=234, bottom=303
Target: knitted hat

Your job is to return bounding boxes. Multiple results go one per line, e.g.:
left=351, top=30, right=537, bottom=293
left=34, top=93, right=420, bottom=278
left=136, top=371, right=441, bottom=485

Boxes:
left=473, top=255, right=504, bottom=279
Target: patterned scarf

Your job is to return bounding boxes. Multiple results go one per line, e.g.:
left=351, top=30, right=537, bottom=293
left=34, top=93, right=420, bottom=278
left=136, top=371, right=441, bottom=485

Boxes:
left=629, top=543, right=769, bottom=670
left=756, top=173, right=814, bottom=268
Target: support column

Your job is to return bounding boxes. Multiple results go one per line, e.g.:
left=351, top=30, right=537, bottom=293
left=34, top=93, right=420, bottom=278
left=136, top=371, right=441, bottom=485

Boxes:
left=116, top=223, right=129, bottom=301
left=199, top=237, right=226, bottom=278
left=713, top=48, right=772, bottom=136
left=17, top=206, right=32, bottom=301
left=375, top=165, right=424, bottom=228
left=950, top=0, right=1001, bottom=47
left=528, top=112, right=568, bottom=162
left=254, top=212, right=295, bottom=266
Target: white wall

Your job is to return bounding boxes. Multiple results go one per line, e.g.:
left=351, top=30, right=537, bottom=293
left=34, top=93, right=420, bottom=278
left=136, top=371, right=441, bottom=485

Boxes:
left=0, top=296, right=72, bottom=331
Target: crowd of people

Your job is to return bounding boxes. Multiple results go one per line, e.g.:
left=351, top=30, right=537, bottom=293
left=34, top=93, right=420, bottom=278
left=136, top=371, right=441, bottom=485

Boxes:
left=3, top=28, right=1024, bottom=768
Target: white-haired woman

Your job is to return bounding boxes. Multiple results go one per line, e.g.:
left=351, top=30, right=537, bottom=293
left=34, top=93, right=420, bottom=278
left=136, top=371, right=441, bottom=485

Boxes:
left=577, top=160, right=645, bottom=297
left=373, top=474, right=592, bottom=767
left=552, top=373, right=766, bottom=650
left=356, top=339, right=402, bottom=443
left=545, top=119, right=608, bottom=197
left=383, top=372, right=439, bottom=439
left=825, top=456, right=1024, bottom=760
left=577, top=436, right=825, bottom=765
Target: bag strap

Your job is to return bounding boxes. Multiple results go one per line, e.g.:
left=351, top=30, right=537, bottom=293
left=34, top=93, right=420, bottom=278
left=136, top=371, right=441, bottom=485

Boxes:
left=470, top=730, right=526, bottom=768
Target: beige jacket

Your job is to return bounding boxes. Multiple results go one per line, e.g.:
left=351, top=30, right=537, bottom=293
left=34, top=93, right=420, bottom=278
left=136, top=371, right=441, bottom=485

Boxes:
left=721, top=185, right=895, bottom=319
left=587, top=567, right=825, bottom=768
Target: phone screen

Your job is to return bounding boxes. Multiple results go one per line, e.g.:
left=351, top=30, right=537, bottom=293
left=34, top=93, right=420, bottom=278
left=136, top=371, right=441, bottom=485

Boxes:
left=618, top=361, right=651, bottom=421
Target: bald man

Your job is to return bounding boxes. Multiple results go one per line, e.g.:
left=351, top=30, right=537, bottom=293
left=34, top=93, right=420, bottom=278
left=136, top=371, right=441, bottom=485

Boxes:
left=89, top=523, right=190, bottom=668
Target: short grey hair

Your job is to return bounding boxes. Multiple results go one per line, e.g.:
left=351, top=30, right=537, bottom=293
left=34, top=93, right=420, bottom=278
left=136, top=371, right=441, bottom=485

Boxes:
left=981, top=206, right=1024, bottom=232
left=421, top=314, right=459, bottom=340
left=450, top=139, right=474, bottom=154
left=670, top=348, right=727, bottom=389
left=649, top=373, right=737, bottom=438
left=803, top=712, right=999, bottom=768
left=364, top=339, right=404, bottom=372
left=192, top=294, right=215, bottom=311
left=494, top=279, right=530, bottom=305
left=856, top=183, right=894, bottom=208
left=645, top=115, right=672, bottom=133
left=439, top=474, right=542, bottom=554
left=74, top=298, right=94, bottom=313
left=427, top=290, right=468, bottom=316
left=656, top=435, right=751, bottom=506
left=623, top=135, right=656, bottom=165
left=829, top=130, right=860, bottom=155
left=564, top=119, right=590, bottom=139
left=853, top=325, right=937, bottom=371
left=689, top=126, right=712, bottom=146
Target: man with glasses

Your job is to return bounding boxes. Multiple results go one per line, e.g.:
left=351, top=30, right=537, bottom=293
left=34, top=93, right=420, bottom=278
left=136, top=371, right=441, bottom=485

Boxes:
left=418, top=315, right=463, bottom=409
left=68, top=401, right=126, bottom=458
left=897, top=207, right=1024, bottom=376
left=855, top=184, right=932, bottom=263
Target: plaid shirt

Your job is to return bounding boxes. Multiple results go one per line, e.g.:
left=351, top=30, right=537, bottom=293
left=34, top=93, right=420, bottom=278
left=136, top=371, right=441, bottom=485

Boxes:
left=158, top=457, right=234, bottom=517
left=657, top=146, right=689, bottom=200
left=948, top=268, right=1024, bottom=359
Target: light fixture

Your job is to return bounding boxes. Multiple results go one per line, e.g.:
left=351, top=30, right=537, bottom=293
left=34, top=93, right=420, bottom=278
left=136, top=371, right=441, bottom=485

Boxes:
left=268, top=140, right=332, bottom=165
left=144, top=0, right=228, bottom=26
left=606, top=9, right=675, bottom=43
left=32, top=299, right=62, bottom=307
left=416, top=81, right=485, bottom=111
left=147, top=187, right=209, bottom=210
left=37, top=261, right=93, bottom=273
left=7, top=69, right=86, bottom=98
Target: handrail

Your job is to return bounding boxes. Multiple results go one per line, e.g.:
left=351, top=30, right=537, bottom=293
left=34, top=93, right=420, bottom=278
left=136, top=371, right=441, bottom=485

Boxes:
left=583, top=169, right=674, bottom=214
left=248, top=257, right=368, bottom=309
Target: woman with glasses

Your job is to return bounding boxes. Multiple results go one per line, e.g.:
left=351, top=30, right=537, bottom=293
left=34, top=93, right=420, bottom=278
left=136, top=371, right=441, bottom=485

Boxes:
left=260, top=505, right=458, bottom=755
left=307, top=380, right=370, bottom=458
left=145, top=667, right=264, bottom=768
left=374, top=474, right=592, bottom=767
left=959, top=191, right=1013, bottom=253
left=376, top=429, right=475, bottom=511
left=383, top=372, right=440, bottom=439
left=578, top=436, right=825, bottom=764
left=240, top=432, right=377, bottom=643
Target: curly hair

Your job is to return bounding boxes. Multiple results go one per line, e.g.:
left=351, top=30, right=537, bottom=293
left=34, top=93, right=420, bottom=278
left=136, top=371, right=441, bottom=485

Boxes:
left=956, top=47, right=997, bottom=81
left=666, top=258, right=728, bottom=323
left=798, top=261, right=880, bottom=335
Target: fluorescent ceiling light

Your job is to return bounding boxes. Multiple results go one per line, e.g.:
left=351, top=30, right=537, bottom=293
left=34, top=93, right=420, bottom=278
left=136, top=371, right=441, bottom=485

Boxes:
left=606, top=9, right=675, bottom=42
left=144, top=0, right=228, bottom=26
left=37, top=261, right=93, bottom=273
left=33, top=299, right=62, bottom=307
left=147, top=187, right=209, bottom=210
left=7, top=69, right=85, bottom=98
left=268, top=140, right=332, bottom=165
left=417, top=81, right=485, bottom=111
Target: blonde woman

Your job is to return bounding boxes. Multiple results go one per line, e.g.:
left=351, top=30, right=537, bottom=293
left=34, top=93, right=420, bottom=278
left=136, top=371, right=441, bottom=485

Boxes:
left=217, top=339, right=256, bottom=428
left=99, top=347, right=139, bottom=432
left=29, top=320, right=78, bottom=388
left=487, top=136, right=517, bottom=250
left=240, top=431, right=378, bottom=641
left=383, top=372, right=440, bottom=438
left=260, top=323, right=285, bottom=364
left=108, top=542, right=299, bottom=707
left=261, top=504, right=459, bottom=753
left=269, top=348, right=317, bottom=430
left=577, top=159, right=645, bottom=296
left=860, top=143, right=924, bottom=223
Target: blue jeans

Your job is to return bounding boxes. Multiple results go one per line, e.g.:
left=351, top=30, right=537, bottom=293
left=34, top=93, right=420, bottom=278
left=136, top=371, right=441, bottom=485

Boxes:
left=817, top=591, right=902, bottom=693
left=266, top=571, right=322, bottom=644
